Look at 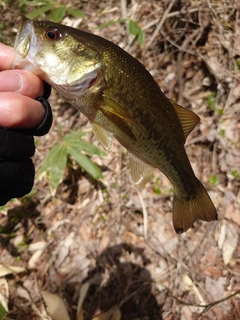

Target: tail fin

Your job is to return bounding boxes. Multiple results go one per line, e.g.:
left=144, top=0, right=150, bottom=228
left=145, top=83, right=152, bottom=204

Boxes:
left=172, top=182, right=217, bottom=234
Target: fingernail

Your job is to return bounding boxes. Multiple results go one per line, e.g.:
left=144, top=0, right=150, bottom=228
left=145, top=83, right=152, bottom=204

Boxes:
left=0, top=72, right=23, bottom=92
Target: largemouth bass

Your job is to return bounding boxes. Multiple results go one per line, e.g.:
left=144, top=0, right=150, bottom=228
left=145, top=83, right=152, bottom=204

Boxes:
left=13, top=18, right=217, bottom=233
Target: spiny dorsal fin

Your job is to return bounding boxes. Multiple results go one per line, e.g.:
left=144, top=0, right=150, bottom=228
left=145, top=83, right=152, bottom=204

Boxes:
left=169, top=99, right=200, bottom=141
left=129, top=153, right=154, bottom=190
left=91, top=122, right=113, bottom=151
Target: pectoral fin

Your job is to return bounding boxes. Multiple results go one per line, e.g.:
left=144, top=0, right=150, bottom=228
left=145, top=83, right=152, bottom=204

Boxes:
left=170, top=99, right=200, bottom=141
left=129, top=153, right=154, bottom=190
left=100, top=95, right=135, bottom=123
left=91, top=122, right=113, bottom=151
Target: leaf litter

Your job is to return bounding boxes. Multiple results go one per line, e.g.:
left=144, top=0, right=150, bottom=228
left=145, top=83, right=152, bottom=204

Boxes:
left=0, top=0, right=240, bottom=319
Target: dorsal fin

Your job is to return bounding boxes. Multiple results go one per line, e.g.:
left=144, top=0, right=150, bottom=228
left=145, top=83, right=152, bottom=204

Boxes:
left=169, top=99, right=200, bottom=141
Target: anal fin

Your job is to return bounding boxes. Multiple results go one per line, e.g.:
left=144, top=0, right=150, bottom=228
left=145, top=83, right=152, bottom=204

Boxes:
left=129, top=153, right=154, bottom=190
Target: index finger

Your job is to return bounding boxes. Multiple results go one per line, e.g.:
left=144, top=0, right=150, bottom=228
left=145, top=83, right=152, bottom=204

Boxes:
left=0, top=43, right=14, bottom=71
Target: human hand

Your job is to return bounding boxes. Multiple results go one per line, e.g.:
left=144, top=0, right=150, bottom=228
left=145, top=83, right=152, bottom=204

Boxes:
left=0, top=43, right=52, bottom=205
left=0, top=43, right=48, bottom=129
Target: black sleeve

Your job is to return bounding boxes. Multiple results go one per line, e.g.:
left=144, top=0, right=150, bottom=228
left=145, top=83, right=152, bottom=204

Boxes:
left=0, top=83, right=53, bottom=206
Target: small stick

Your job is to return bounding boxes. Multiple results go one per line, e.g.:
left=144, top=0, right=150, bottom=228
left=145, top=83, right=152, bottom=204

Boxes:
left=137, top=189, right=148, bottom=239
left=147, top=0, right=176, bottom=48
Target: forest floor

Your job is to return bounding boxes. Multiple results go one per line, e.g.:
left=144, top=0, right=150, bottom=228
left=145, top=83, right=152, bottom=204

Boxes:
left=0, top=0, right=240, bottom=319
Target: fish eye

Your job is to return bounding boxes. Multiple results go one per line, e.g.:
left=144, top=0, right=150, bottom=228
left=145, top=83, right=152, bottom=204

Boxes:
left=45, top=27, right=62, bottom=40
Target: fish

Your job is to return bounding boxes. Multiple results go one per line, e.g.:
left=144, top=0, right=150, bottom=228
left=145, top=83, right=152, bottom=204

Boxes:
left=13, top=18, right=217, bottom=233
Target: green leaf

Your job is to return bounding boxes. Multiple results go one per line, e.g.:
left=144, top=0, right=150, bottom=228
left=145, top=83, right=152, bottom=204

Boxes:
left=37, top=144, right=68, bottom=195
left=153, top=186, right=161, bottom=194
left=37, top=130, right=105, bottom=192
left=20, top=0, right=55, bottom=6
left=128, top=19, right=139, bottom=35
left=137, top=30, right=144, bottom=46
left=78, top=141, right=107, bottom=156
left=67, top=8, right=85, bottom=19
left=0, top=205, right=6, bottom=212
left=97, top=18, right=127, bottom=29
left=71, top=150, right=102, bottom=179
left=26, top=4, right=53, bottom=20
left=0, top=224, right=16, bottom=237
left=208, top=174, right=219, bottom=186
left=128, top=19, right=144, bottom=45
left=63, top=130, right=105, bottom=178
left=66, top=143, right=103, bottom=179
left=0, top=304, right=7, bottom=320
left=63, top=131, right=106, bottom=157
left=63, top=130, right=86, bottom=144
left=207, top=93, right=217, bottom=111
left=236, top=59, right=240, bottom=68
left=50, top=5, right=66, bottom=22
left=231, top=169, right=240, bottom=179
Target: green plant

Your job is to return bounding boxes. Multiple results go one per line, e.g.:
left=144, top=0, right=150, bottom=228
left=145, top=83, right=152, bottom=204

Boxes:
left=98, top=18, right=144, bottom=46
left=219, top=129, right=225, bottom=137
left=0, top=304, right=7, bottom=320
left=128, top=19, right=144, bottom=46
left=0, top=205, right=6, bottom=212
left=234, top=58, right=240, bottom=70
left=18, top=0, right=85, bottom=22
left=18, top=1, right=144, bottom=44
left=37, top=130, right=106, bottom=195
left=230, top=170, right=240, bottom=179
left=206, top=93, right=224, bottom=116
left=0, top=225, right=16, bottom=237
left=208, top=174, right=219, bottom=186
left=153, top=177, right=161, bottom=195
left=207, top=93, right=217, bottom=111
left=17, top=240, right=29, bottom=253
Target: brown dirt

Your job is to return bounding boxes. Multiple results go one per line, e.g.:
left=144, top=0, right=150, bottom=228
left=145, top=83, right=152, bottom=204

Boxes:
left=0, top=0, right=240, bottom=319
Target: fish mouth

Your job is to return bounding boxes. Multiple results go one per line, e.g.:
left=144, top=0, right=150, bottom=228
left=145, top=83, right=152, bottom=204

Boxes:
left=12, top=18, right=42, bottom=74
left=13, top=17, right=103, bottom=95
left=14, top=18, right=32, bottom=54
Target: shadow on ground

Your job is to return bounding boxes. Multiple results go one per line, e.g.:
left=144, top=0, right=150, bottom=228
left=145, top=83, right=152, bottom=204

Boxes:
left=69, top=243, right=162, bottom=319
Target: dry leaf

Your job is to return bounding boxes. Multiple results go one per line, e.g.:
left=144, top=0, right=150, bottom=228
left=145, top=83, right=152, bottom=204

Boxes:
left=203, top=266, right=222, bottom=278
left=77, top=282, right=91, bottom=320
left=77, top=308, right=84, bottom=320
left=205, top=276, right=227, bottom=301
left=0, top=264, right=26, bottom=277
left=200, top=246, right=218, bottom=265
left=41, top=291, right=70, bottom=320
left=222, top=241, right=237, bottom=265
left=181, top=305, right=203, bottom=320
left=92, top=308, right=121, bottom=320
left=28, top=249, right=45, bottom=269
left=218, top=221, right=238, bottom=265
left=0, top=278, right=9, bottom=312
left=182, top=274, right=206, bottom=305
left=218, top=223, right=226, bottom=250
left=28, top=241, right=47, bottom=251
left=224, top=204, right=240, bottom=226
left=181, top=305, right=192, bottom=320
